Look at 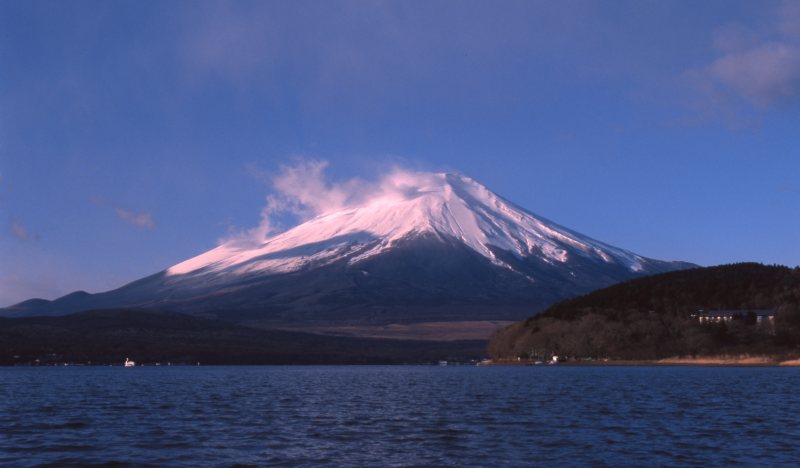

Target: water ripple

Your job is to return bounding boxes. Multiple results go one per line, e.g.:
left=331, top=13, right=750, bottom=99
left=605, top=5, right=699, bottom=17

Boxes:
left=2, top=366, right=800, bottom=466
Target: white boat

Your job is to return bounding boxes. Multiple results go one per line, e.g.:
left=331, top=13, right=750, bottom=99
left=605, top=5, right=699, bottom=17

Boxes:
left=124, top=358, right=135, bottom=367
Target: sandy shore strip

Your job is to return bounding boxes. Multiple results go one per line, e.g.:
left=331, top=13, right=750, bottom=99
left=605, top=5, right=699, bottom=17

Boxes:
left=487, top=356, right=800, bottom=366
left=658, top=356, right=778, bottom=366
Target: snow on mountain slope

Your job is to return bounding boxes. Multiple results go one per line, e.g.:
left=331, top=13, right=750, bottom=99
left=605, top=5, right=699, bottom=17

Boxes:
left=1, top=170, right=695, bottom=322
left=167, top=172, right=645, bottom=278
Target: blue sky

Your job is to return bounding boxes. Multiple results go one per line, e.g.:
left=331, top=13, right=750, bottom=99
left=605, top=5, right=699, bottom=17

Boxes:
left=1, top=0, right=799, bottom=306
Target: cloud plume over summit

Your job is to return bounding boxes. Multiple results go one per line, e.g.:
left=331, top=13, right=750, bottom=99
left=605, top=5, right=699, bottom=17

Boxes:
left=231, top=159, right=448, bottom=245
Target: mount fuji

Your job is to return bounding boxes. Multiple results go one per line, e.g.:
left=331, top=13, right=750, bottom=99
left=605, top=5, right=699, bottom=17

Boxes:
left=2, top=172, right=693, bottom=334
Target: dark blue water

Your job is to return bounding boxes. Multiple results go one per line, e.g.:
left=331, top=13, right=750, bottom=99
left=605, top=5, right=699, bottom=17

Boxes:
left=2, top=366, right=800, bottom=466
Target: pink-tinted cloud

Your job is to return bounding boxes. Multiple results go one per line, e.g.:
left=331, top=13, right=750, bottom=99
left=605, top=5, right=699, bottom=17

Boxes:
left=708, top=42, right=800, bottom=107
left=778, top=0, right=800, bottom=39
left=114, top=207, right=156, bottom=229
left=238, top=159, right=359, bottom=242
left=780, top=183, right=800, bottom=194
left=711, top=23, right=760, bottom=54
left=11, top=220, right=28, bottom=241
left=91, top=197, right=156, bottom=230
left=686, top=1, right=800, bottom=115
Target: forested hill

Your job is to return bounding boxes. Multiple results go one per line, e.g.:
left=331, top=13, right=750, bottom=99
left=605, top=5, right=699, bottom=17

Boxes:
left=533, top=263, right=799, bottom=321
left=488, top=263, right=800, bottom=360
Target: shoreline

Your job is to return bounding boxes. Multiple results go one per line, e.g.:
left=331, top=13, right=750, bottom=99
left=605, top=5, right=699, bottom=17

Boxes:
left=487, top=356, right=800, bottom=367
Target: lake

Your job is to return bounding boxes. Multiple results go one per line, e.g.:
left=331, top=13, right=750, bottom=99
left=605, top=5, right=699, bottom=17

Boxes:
left=2, top=365, right=799, bottom=466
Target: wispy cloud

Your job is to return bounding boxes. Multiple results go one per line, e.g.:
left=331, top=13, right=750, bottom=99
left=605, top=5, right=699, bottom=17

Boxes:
left=90, top=196, right=156, bottom=230
left=180, top=2, right=279, bottom=84
left=684, top=1, right=800, bottom=122
left=779, top=183, right=800, bottom=194
left=707, top=42, right=799, bottom=108
left=11, top=220, right=29, bottom=241
left=114, top=207, right=156, bottom=229
left=173, top=1, right=583, bottom=112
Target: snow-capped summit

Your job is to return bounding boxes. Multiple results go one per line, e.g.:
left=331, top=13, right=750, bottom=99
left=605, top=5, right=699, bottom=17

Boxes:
left=1, top=171, right=694, bottom=327
left=168, top=172, right=644, bottom=279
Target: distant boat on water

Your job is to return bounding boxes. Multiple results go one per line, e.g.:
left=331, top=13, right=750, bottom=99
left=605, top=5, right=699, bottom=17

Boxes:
left=124, top=358, right=135, bottom=367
